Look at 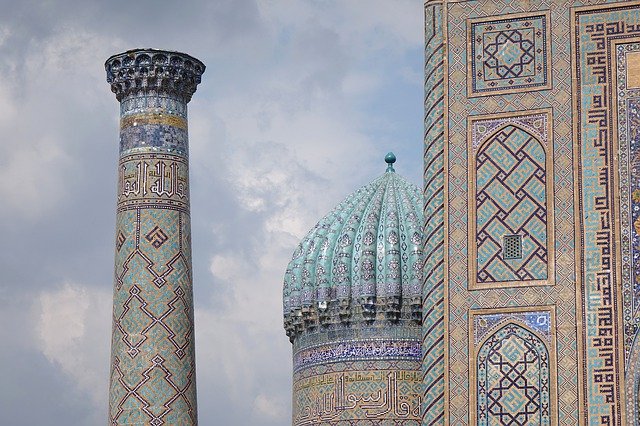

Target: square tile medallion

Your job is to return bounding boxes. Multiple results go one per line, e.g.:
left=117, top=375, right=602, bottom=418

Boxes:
left=468, top=11, right=552, bottom=96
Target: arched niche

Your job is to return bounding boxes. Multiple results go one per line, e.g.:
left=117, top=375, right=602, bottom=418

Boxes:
left=475, top=321, right=552, bottom=426
left=470, top=123, right=553, bottom=289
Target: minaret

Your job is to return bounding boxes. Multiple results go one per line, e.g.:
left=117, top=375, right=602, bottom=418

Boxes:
left=105, top=49, right=204, bottom=425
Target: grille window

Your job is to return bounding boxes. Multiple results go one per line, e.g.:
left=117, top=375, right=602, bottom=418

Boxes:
left=503, top=234, right=522, bottom=260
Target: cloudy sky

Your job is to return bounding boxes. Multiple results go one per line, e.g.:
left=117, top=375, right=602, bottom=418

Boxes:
left=0, top=1, right=422, bottom=424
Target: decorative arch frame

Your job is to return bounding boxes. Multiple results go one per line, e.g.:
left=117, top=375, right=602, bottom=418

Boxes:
left=469, top=306, right=558, bottom=426
left=468, top=109, right=555, bottom=290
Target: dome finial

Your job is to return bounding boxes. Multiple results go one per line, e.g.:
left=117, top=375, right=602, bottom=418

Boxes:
left=385, top=152, right=396, bottom=172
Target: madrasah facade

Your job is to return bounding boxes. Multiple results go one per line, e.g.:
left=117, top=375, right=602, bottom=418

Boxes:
left=104, top=1, right=640, bottom=425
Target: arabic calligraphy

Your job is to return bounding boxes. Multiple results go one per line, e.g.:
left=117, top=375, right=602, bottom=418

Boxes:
left=117, top=153, right=189, bottom=211
left=293, top=370, right=421, bottom=424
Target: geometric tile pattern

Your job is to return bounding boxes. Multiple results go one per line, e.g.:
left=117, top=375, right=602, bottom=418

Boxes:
left=475, top=127, right=547, bottom=283
left=573, top=5, right=640, bottom=424
left=436, top=1, right=592, bottom=424
left=476, top=323, right=551, bottom=426
left=468, top=12, right=552, bottom=97
left=426, top=2, right=640, bottom=425
left=470, top=111, right=552, bottom=288
left=105, top=49, right=204, bottom=425
left=110, top=153, right=198, bottom=425
left=470, top=307, right=557, bottom=426
left=422, top=1, right=446, bottom=424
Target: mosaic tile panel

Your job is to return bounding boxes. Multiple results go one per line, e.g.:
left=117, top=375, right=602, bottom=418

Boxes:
left=573, top=4, right=640, bottom=424
left=422, top=1, right=446, bottom=424
left=120, top=95, right=187, bottom=119
left=118, top=153, right=190, bottom=212
left=293, top=339, right=420, bottom=373
left=106, top=49, right=204, bottom=426
left=617, top=41, right=640, bottom=425
left=426, top=1, right=640, bottom=425
left=292, top=363, right=422, bottom=425
left=468, top=11, right=552, bottom=97
left=616, top=44, right=640, bottom=353
left=477, top=324, right=551, bottom=425
left=472, top=310, right=552, bottom=345
left=291, top=328, right=421, bottom=424
left=120, top=122, right=188, bottom=156
left=439, top=1, right=589, bottom=424
left=469, top=308, right=556, bottom=426
left=469, top=110, right=553, bottom=288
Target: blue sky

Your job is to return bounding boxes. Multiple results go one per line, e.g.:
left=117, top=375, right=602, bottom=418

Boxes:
left=0, top=1, right=423, bottom=424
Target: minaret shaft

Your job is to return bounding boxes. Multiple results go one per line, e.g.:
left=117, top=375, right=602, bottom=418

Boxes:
left=105, top=49, right=204, bottom=425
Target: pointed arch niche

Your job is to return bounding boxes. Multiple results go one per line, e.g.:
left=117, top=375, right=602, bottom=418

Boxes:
left=468, top=110, right=555, bottom=289
left=469, top=306, right=558, bottom=426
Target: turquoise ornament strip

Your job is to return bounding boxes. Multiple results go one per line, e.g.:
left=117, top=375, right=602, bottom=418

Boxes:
left=422, top=1, right=446, bottom=424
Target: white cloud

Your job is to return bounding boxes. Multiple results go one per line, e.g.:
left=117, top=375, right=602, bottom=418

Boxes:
left=254, top=392, right=288, bottom=419
left=0, top=136, right=70, bottom=218
left=191, top=6, right=421, bottom=419
left=0, top=26, right=121, bottom=218
left=35, top=283, right=111, bottom=412
left=258, top=0, right=421, bottom=52
left=195, top=305, right=291, bottom=424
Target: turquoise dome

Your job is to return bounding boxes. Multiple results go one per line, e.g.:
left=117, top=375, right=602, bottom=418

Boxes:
left=283, top=155, right=424, bottom=341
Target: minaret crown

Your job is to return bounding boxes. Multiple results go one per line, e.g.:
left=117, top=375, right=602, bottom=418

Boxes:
left=105, top=49, right=205, bottom=102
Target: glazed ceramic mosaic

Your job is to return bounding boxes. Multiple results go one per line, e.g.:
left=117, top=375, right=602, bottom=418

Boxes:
left=469, top=307, right=557, bottom=426
left=422, top=1, right=640, bottom=425
left=573, top=5, right=640, bottom=423
left=105, top=49, right=204, bottom=425
left=476, top=323, right=551, bottom=425
left=291, top=330, right=423, bottom=425
left=469, top=110, right=553, bottom=288
left=283, top=157, right=425, bottom=424
left=421, top=3, right=446, bottom=424
left=293, top=338, right=421, bottom=373
left=468, top=11, right=552, bottom=96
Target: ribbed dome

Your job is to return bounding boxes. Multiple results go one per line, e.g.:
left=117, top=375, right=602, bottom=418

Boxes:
left=283, top=154, right=424, bottom=341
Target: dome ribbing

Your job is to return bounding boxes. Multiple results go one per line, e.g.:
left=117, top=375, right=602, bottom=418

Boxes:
left=283, top=155, right=424, bottom=341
